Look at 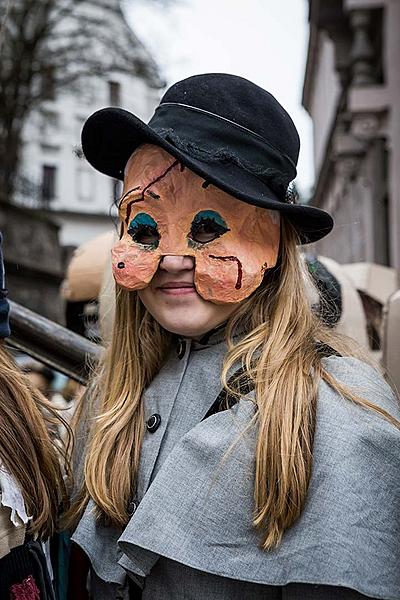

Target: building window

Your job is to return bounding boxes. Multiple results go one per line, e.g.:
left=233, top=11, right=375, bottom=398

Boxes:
left=41, top=165, right=57, bottom=203
left=41, top=110, right=59, bottom=129
left=108, top=81, right=121, bottom=106
left=40, top=110, right=59, bottom=141
left=40, top=66, right=56, bottom=101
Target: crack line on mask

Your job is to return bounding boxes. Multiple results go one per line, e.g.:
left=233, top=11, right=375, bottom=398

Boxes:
left=208, top=255, right=243, bottom=290
left=121, top=160, right=180, bottom=233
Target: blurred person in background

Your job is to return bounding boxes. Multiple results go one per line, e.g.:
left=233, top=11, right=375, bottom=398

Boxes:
left=65, top=74, right=400, bottom=600
left=0, top=232, right=71, bottom=599
left=57, top=378, right=85, bottom=425
left=17, top=361, right=81, bottom=433
left=20, top=359, right=55, bottom=399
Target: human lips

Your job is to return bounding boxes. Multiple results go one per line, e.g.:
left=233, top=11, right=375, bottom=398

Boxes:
left=157, top=281, right=196, bottom=296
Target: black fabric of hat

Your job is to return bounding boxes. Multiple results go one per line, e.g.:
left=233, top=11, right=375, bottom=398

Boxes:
left=82, top=73, right=333, bottom=244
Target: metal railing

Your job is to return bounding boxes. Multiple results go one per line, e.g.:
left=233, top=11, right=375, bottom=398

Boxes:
left=8, top=300, right=103, bottom=384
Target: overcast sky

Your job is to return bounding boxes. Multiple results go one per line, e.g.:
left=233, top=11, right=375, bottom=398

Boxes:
left=124, top=0, right=314, bottom=196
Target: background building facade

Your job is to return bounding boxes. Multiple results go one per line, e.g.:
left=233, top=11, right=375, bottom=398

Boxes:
left=302, top=0, right=400, bottom=271
left=2, top=1, right=161, bottom=321
left=15, top=2, right=161, bottom=248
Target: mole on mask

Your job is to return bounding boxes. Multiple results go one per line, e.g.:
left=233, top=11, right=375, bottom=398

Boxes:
left=112, top=144, right=280, bottom=304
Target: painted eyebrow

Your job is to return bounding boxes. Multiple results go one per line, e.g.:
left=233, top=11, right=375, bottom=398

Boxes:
left=118, top=186, right=141, bottom=209
left=119, top=187, right=161, bottom=211
left=120, top=159, right=180, bottom=230
left=119, top=159, right=179, bottom=210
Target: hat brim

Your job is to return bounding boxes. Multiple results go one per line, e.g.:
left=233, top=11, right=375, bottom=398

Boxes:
left=82, top=107, right=333, bottom=244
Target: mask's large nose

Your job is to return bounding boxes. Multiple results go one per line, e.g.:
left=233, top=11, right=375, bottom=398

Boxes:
left=159, top=255, right=195, bottom=273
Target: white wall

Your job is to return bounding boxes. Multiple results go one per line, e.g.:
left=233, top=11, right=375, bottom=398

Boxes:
left=56, top=212, right=118, bottom=247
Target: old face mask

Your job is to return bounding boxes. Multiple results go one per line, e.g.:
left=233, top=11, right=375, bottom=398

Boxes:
left=112, top=144, right=280, bottom=304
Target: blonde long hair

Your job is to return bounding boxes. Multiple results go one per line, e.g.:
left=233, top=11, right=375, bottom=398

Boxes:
left=67, top=219, right=399, bottom=547
left=0, top=344, right=70, bottom=538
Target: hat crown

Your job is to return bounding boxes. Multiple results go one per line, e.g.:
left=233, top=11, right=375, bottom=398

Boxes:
left=81, top=72, right=333, bottom=243
left=161, top=73, right=300, bottom=166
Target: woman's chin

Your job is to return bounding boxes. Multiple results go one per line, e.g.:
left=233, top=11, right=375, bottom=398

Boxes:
left=138, top=286, right=242, bottom=339
left=158, top=314, right=214, bottom=338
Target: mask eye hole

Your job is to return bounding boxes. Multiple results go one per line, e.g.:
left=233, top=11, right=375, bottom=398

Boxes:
left=189, top=210, right=229, bottom=245
left=128, top=213, right=160, bottom=248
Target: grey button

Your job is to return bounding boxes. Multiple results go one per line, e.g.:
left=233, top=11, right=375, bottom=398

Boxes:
left=146, top=413, right=161, bottom=433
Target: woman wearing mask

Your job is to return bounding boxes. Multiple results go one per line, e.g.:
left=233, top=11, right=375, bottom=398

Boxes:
left=0, top=233, right=69, bottom=599
left=67, top=74, right=400, bottom=600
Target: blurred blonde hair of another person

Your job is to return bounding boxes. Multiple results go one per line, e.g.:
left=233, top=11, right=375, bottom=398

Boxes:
left=0, top=231, right=71, bottom=598
left=98, top=246, right=116, bottom=346
left=0, top=345, right=70, bottom=543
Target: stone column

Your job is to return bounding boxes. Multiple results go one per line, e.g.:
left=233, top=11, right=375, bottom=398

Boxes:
left=386, top=0, right=400, bottom=270
left=349, top=9, right=376, bottom=85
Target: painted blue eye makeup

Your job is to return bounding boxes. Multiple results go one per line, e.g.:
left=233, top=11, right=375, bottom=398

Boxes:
left=188, top=210, right=230, bottom=245
left=128, top=213, right=160, bottom=248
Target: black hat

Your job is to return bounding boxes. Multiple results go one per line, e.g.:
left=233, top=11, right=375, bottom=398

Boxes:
left=82, top=73, right=333, bottom=244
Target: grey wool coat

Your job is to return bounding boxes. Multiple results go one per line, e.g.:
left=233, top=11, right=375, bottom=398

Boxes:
left=72, top=331, right=400, bottom=600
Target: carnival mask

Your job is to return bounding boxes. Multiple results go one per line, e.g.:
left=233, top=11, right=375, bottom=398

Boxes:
left=112, top=144, right=280, bottom=304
